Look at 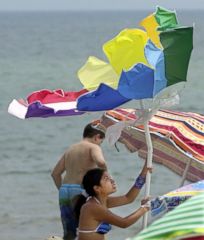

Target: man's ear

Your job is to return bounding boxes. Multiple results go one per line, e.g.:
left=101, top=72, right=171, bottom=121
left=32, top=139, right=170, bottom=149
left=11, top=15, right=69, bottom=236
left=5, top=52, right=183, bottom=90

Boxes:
left=96, top=133, right=101, bottom=140
left=92, top=135, right=97, bottom=143
left=94, top=134, right=99, bottom=141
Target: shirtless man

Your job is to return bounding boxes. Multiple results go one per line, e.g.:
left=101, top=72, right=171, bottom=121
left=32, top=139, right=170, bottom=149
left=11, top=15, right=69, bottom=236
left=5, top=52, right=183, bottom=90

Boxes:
left=51, top=123, right=107, bottom=240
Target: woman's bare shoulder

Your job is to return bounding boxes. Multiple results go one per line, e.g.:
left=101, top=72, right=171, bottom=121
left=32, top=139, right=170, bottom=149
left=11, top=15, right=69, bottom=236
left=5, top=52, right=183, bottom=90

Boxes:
left=81, top=199, right=102, bottom=214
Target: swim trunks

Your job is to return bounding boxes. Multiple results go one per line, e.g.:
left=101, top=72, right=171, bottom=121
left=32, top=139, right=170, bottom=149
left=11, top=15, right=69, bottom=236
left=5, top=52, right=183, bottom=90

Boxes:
left=59, top=184, right=83, bottom=240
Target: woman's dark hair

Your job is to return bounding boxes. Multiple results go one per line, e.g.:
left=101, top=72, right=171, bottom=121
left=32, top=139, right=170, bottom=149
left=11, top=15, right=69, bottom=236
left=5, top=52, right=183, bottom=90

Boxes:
left=74, top=168, right=105, bottom=220
left=83, top=123, right=105, bottom=139
left=83, top=168, right=105, bottom=196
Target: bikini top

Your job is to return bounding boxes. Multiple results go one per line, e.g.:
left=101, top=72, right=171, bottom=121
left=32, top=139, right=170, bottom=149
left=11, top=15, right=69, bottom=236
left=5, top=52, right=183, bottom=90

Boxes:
left=78, top=196, right=112, bottom=235
left=78, top=222, right=112, bottom=234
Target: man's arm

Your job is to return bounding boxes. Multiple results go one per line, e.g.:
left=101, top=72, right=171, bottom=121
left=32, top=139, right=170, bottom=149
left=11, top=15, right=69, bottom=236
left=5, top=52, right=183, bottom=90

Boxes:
left=91, top=145, right=107, bottom=170
left=51, top=155, right=65, bottom=190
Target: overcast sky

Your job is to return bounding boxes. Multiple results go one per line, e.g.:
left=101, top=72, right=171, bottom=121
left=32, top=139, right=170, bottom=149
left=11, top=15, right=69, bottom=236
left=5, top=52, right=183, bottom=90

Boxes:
left=0, top=0, right=204, bottom=11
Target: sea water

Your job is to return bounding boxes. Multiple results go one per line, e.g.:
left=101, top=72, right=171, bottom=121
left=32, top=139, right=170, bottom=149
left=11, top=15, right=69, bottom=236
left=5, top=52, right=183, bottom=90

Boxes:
left=0, top=10, right=203, bottom=240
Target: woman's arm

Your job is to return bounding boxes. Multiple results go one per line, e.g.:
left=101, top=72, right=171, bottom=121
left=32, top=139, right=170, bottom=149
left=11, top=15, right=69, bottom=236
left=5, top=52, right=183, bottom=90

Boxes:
left=94, top=204, right=149, bottom=228
left=107, top=161, right=151, bottom=208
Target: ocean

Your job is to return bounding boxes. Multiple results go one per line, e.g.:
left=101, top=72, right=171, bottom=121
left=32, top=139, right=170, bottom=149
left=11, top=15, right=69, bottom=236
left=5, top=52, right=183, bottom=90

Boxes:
left=0, top=10, right=203, bottom=240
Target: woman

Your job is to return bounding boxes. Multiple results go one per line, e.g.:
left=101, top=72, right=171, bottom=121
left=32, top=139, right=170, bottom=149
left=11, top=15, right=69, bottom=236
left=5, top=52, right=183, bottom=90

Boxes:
left=75, top=162, right=151, bottom=240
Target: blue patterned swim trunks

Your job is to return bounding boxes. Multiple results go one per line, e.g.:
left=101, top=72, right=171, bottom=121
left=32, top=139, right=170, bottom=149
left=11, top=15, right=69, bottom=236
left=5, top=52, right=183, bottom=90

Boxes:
left=59, top=184, right=83, bottom=240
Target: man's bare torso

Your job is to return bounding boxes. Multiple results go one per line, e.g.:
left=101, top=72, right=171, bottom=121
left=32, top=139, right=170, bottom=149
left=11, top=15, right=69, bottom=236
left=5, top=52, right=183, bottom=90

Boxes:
left=62, top=140, right=99, bottom=184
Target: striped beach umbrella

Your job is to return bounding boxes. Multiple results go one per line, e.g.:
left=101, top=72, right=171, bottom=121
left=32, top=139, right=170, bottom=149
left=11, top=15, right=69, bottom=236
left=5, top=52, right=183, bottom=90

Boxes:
left=129, top=192, right=204, bottom=240
left=97, top=108, right=204, bottom=182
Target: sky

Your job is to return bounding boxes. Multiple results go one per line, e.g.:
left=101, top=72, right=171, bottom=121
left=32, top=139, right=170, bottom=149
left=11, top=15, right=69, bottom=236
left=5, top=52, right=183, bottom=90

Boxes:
left=0, top=0, right=204, bottom=11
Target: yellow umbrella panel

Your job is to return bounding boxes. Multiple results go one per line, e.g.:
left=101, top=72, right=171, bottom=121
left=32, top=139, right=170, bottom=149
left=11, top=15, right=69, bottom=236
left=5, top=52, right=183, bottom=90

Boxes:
left=103, top=28, right=149, bottom=75
left=77, top=56, right=119, bottom=91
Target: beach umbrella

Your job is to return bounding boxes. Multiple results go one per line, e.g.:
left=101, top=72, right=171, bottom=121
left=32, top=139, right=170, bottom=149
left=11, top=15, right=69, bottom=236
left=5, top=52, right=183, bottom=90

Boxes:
left=8, top=6, right=193, bottom=121
left=128, top=192, right=204, bottom=240
left=151, top=180, right=204, bottom=217
left=98, top=108, right=204, bottom=182
left=77, top=6, right=191, bottom=95
left=77, top=25, right=193, bottom=108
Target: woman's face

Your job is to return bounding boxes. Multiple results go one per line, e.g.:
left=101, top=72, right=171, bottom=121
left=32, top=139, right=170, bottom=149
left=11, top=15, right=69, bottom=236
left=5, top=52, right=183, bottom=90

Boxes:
left=100, top=172, right=117, bottom=194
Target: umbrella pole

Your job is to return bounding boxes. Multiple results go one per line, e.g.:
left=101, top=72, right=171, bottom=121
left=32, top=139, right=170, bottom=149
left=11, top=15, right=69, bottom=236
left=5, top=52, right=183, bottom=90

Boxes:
left=179, top=158, right=192, bottom=187
left=142, top=120, right=153, bottom=229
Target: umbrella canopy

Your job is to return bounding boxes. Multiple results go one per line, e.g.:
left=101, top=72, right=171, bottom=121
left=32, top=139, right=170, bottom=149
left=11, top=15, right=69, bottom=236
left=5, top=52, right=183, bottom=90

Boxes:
left=8, top=6, right=193, bottom=119
left=97, top=108, right=204, bottom=182
left=77, top=22, right=193, bottom=110
left=166, top=180, right=204, bottom=197
left=77, top=6, right=193, bottom=111
left=130, top=192, right=204, bottom=240
left=151, top=180, right=204, bottom=217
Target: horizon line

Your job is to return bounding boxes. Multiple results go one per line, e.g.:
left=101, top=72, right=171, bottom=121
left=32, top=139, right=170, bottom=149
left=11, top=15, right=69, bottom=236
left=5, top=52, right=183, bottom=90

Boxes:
left=0, top=8, right=204, bottom=12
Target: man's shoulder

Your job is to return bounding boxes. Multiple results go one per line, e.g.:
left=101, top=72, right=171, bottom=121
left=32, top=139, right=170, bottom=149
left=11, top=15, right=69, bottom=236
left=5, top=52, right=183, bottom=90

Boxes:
left=68, top=141, right=100, bottom=153
left=77, top=140, right=98, bottom=148
left=66, top=141, right=92, bottom=153
left=67, top=141, right=82, bottom=150
left=85, top=141, right=100, bottom=150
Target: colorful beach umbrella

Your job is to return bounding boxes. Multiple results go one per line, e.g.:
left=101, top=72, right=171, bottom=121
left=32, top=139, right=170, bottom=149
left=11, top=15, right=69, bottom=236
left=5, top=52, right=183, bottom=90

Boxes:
left=8, top=6, right=193, bottom=120
left=77, top=6, right=193, bottom=111
left=151, top=180, right=204, bottom=217
left=77, top=24, right=193, bottom=110
left=129, top=192, right=204, bottom=240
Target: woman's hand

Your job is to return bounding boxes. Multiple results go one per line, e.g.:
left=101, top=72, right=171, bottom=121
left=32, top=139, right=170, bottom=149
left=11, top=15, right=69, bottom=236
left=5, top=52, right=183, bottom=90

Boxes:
left=146, top=166, right=153, bottom=174
left=143, top=160, right=153, bottom=174
left=140, top=196, right=151, bottom=212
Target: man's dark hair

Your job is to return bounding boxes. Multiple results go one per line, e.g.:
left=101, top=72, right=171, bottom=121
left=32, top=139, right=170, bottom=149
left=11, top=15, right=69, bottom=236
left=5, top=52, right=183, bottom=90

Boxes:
left=83, top=123, right=105, bottom=139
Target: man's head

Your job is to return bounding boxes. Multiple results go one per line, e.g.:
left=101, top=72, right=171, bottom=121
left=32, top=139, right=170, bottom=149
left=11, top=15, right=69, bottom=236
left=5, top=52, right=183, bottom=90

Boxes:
left=83, top=123, right=105, bottom=145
